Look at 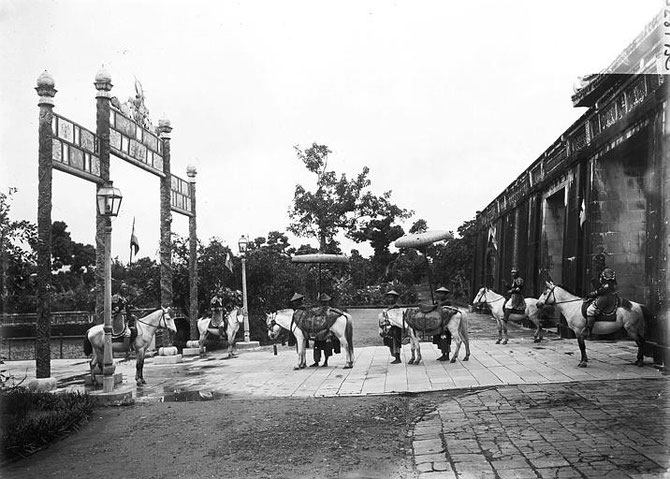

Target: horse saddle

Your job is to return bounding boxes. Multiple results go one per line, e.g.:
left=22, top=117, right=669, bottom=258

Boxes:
left=404, top=306, right=455, bottom=335
left=293, top=307, right=342, bottom=335
left=581, top=294, right=619, bottom=321
left=507, top=294, right=526, bottom=314
left=111, top=313, right=127, bottom=338
left=207, top=315, right=227, bottom=330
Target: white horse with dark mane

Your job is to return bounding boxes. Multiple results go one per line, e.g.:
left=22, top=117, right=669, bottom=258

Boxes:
left=267, top=308, right=354, bottom=369
left=472, top=287, right=547, bottom=344
left=537, top=281, right=652, bottom=368
left=84, top=307, right=176, bottom=386
left=197, top=295, right=244, bottom=359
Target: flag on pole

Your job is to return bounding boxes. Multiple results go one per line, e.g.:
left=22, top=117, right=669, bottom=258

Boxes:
left=579, top=199, right=587, bottom=228
left=225, top=252, right=233, bottom=273
left=130, top=218, right=140, bottom=257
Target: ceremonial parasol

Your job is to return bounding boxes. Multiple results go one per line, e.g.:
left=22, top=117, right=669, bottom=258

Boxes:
left=394, top=230, right=453, bottom=303
left=291, top=253, right=349, bottom=295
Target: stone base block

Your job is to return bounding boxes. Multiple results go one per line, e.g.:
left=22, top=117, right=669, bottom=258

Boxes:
left=85, top=372, right=124, bottom=386
left=236, top=341, right=261, bottom=350
left=152, top=354, right=183, bottom=364
left=182, top=347, right=201, bottom=356
left=89, top=385, right=135, bottom=406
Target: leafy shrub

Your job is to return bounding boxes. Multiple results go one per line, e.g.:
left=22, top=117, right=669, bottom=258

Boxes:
left=1, top=389, right=97, bottom=462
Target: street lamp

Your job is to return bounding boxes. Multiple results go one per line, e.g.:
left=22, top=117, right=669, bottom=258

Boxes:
left=238, top=235, right=250, bottom=343
left=96, top=181, right=122, bottom=392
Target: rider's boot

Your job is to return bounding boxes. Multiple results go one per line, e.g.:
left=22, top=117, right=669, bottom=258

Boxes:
left=582, top=316, right=596, bottom=338
left=391, top=353, right=401, bottom=364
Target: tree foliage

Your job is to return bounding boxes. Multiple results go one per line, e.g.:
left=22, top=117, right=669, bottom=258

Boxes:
left=288, top=143, right=371, bottom=252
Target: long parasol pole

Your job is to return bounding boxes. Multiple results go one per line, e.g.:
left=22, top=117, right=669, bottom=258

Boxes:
left=420, top=246, right=435, bottom=304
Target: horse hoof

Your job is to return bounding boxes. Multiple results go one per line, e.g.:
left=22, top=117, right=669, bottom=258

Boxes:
left=533, top=338, right=540, bottom=343
left=635, top=360, right=644, bottom=367
left=293, top=366, right=301, bottom=370
left=495, top=339, right=501, bottom=344
left=408, top=359, right=414, bottom=365
left=578, top=362, right=587, bottom=368
left=502, top=340, right=508, bottom=345
left=450, top=358, right=456, bottom=363
left=463, top=357, right=469, bottom=361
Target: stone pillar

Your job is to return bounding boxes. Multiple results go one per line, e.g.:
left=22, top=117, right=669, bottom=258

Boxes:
left=187, top=165, right=198, bottom=339
left=661, top=96, right=670, bottom=366
left=512, top=208, right=521, bottom=270
left=35, top=71, right=56, bottom=379
left=158, top=119, right=173, bottom=314
left=94, top=67, right=113, bottom=323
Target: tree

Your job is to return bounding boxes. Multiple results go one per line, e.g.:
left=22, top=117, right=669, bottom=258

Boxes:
left=347, top=190, right=413, bottom=280
left=0, top=190, right=37, bottom=313
left=288, top=143, right=371, bottom=252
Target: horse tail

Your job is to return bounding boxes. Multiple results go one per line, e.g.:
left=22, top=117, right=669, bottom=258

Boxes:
left=640, top=304, right=654, bottom=337
left=345, top=315, right=354, bottom=356
left=83, top=332, right=92, bottom=356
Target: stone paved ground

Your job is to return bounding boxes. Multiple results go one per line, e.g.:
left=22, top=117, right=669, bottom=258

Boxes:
left=412, top=378, right=669, bottom=479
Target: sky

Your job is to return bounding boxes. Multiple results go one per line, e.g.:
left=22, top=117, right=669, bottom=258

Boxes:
left=0, top=0, right=662, bottom=262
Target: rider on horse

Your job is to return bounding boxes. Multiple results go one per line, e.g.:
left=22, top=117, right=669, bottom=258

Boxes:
left=381, top=289, right=403, bottom=364
left=112, top=283, right=136, bottom=350
left=433, top=287, right=452, bottom=362
left=503, top=267, right=525, bottom=322
left=582, top=267, right=618, bottom=338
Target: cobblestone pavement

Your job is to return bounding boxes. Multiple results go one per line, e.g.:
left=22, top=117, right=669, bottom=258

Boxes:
left=412, top=378, right=669, bottom=479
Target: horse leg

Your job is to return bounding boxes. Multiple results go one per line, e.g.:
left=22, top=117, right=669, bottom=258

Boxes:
left=450, top=335, right=462, bottom=363
left=136, top=349, right=146, bottom=385
left=577, top=337, right=588, bottom=368
left=496, top=318, right=502, bottom=344
left=502, top=320, right=508, bottom=345
left=632, top=336, right=645, bottom=367
left=293, top=329, right=306, bottom=370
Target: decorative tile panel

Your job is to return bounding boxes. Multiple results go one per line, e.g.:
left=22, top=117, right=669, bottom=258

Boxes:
left=109, top=108, right=164, bottom=176
left=50, top=114, right=101, bottom=183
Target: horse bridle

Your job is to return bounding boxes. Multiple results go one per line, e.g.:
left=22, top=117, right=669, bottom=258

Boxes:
left=475, top=289, right=504, bottom=305
left=134, top=308, right=171, bottom=330
left=540, top=285, right=582, bottom=306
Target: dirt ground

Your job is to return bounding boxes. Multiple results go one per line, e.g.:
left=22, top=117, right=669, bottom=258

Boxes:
left=1, top=392, right=442, bottom=479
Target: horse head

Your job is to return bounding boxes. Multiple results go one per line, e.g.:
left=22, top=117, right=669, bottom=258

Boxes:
left=536, top=281, right=556, bottom=308
left=161, top=307, right=178, bottom=332
left=472, top=286, right=491, bottom=306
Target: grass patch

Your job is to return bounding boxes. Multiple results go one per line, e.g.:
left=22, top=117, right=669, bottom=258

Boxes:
left=0, top=388, right=97, bottom=462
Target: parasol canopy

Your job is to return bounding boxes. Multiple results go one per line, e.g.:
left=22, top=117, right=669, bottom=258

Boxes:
left=291, top=253, right=349, bottom=264
left=394, top=230, right=453, bottom=249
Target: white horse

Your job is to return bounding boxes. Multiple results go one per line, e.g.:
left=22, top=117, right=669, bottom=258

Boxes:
left=537, top=281, right=652, bottom=367
left=197, top=305, right=244, bottom=358
left=472, top=287, right=545, bottom=344
left=378, top=308, right=422, bottom=364
left=83, top=308, right=176, bottom=386
left=266, top=308, right=354, bottom=369
left=403, top=306, right=471, bottom=363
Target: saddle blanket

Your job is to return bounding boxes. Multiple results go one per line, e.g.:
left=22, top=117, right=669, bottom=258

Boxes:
left=581, top=294, right=620, bottom=321
left=293, top=307, right=344, bottom=335
left=404, top=306, right=456, bottom=335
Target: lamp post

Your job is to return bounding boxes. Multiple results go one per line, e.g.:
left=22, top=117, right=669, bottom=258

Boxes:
left=96, top=181, right=122, bottom=393
left=238, top=235, right=250, bottom=343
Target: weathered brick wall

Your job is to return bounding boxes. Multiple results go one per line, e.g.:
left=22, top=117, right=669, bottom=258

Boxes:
left=589, top=144, right=648, bottom=301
